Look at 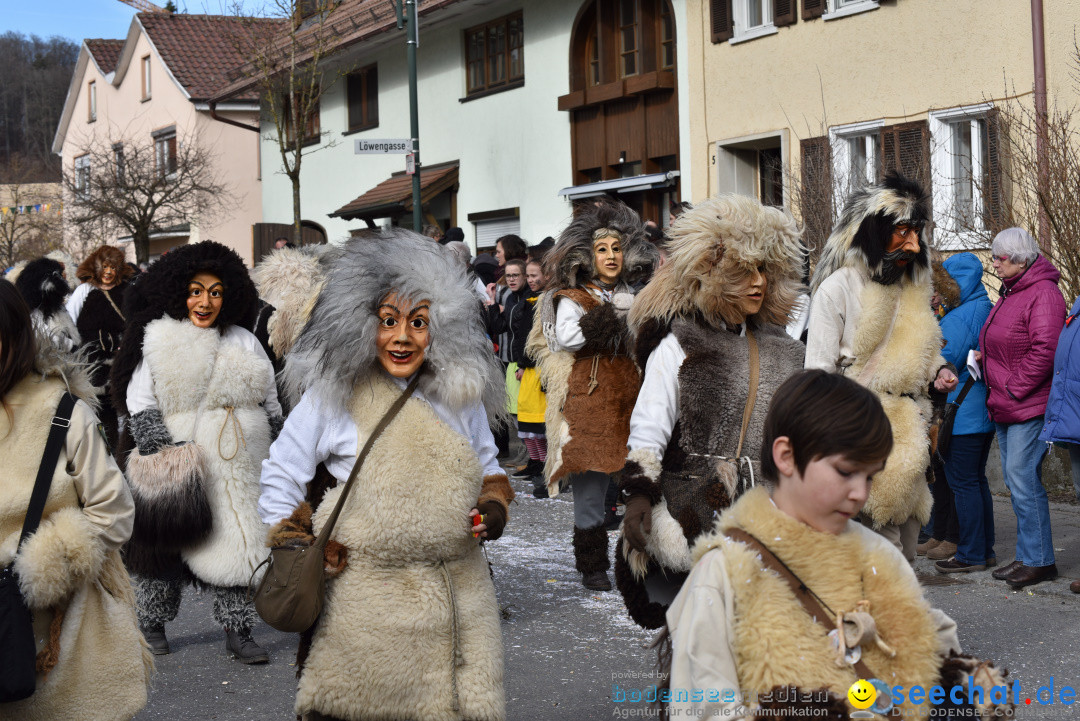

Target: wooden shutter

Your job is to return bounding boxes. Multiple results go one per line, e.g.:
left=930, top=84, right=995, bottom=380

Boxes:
left=803, top=0, right=825, bottom=20
left=711, top=0, right=733, bottom=43
left=879, top=120, right=931, bottom=191
left=800, top=135, right=833, bottom=256
left=774, top=0, right=797, bottom=27
left=983, top=108, right=1006, bottom=232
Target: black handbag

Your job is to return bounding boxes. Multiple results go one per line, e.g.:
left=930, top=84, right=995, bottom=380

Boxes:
left=0, top=392, right=76, bottom=703
left=936, top=377, right=976, bottom=461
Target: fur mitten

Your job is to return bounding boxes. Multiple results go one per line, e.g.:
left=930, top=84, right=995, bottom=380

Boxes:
left=267, top=502, right=315, bottom=547
left=268, top=413, right=285, bottom=442
left=618, top=448, right=663, bottom=504
left=477, top=474, right=515, bottom=509
left=578, top=302, right=628, bottom=354
left=751, top=687, right=848, bottom=720
left=938, top=652, right=1015, bottom=717
left=476, top=500, right=507, bottom=541
left=128, top=408, right=174, bottom=455
left=14, top=508, right=106, bottom=610
left=622, top=494, right=653, bottom=553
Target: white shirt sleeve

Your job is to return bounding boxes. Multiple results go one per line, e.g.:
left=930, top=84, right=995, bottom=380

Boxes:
left=259, top=392, right=336, bottom=524
left=555, top=297, right=586, bottom=352
left=125, top=359, right=158, bottom=416
left=469, top=403, right=504, bottom=478
left=804, top=284, right=845, bottom=372
left=627, top=332, right=685, bottom=458
left=65, top=282, right=92, bottom=325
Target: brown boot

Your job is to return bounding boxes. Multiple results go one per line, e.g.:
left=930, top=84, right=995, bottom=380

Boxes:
left=927, top=541, right=958, bottom=561
left=916, top=538, right=942, bottom=556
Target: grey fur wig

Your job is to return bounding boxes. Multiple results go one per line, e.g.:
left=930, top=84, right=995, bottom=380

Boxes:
left=283, top=229, right=508, bottom=424
left=810, top=171, right=931, bottom=293
left=544, top=198, right=658, bottom=291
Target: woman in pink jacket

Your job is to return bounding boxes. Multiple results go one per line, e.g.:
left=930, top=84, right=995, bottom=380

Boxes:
left=978, top=227, right=1066, bottom=590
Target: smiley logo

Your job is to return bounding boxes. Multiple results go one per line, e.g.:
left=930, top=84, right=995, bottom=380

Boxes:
left=847, top=679, right=877, bottom=710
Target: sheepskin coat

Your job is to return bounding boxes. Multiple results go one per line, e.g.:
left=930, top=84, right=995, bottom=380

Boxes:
left=0, top=375, right=150, bottom=721
left=296, top=375, right=504, bottom=721
left=130, top=316, right=274, bottom=586
left=667, top=487, right=958, bottom=720
left=806, top=266, right=942, bottom=527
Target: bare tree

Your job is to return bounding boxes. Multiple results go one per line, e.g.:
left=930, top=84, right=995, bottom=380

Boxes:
left=226, top=1, right=350, bottom=243
left=0, top=154, right=62, bottom=267
left=61, top=134, right=231, bottom=265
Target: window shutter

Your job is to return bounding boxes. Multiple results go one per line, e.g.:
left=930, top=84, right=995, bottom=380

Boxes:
left=711, top=0, right=734, bottom=43
left=367, top=67, right=379, bottom=127
left=879, top=120, right=930, bottom=188
left=802, top=0, right=825, bottom=20
left=800, top=135, right=834, bottom=256
left=774, top=0, right=797, bottom=27
left=983, top=108, right=1006, bottom=232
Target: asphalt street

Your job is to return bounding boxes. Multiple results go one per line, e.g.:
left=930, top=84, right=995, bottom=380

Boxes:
left=132, top=478, right=1080, bottom=721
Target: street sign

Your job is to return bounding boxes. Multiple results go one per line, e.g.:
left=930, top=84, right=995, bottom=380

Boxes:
left=354, top=138, right=414, bottom=154
left=406, top=153, right=416, bottom=175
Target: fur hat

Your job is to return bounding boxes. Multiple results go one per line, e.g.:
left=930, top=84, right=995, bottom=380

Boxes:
left=76, top=245, right=134, bottom=285
left=630, top=194, right=805, bottom=331
left=282, top=229, right=507, bottom=422
left=109, top=241, right=258, bottom=415
left=810, top=172, right=931, bottom=293
left=545, top=198, right=657, bottom=291
left=14, top=257, right=71, bottom=318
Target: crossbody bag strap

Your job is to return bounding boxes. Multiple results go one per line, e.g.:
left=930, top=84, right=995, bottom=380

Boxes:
left=734, top=329, right=759, bottom=459
left=313, top=373, right=422, bottom=550
left=724, top=527, right=878, bottom=681
left=19, top=392, right=78, bottom=549
left=953, top=375, right=976, bottom=406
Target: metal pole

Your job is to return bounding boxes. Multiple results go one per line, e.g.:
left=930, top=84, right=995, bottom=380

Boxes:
left=406, top=0, right=422, bottom=233
left=1031, top=0, right=1049, bottom=250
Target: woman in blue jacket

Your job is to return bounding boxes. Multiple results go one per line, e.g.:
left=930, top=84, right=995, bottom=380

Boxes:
left=935, top=252, right=997, bottom=574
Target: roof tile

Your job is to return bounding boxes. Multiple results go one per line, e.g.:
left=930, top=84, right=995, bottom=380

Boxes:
left=86, top=39, right=125, bottom=74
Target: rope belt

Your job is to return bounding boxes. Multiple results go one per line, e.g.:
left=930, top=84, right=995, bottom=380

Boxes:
left=437, top=559, right=463, bottom=712
left=587, top=354, right=601, bottom=395
left=216, top=406, right=247, bottom=461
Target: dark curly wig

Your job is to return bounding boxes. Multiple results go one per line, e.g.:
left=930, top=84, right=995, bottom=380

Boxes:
left=544, top=197, right=657, bottom=291
left=110, top=241, right=258, bottom=415
left=76, top=245, right=135, bottom=285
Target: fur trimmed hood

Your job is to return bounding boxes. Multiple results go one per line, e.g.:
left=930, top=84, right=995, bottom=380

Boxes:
left=810, top=172, right=931, bottom=293
left=283, top=229, right=507, bottom=421
left=629, top=194, right=805, bottom=331
left=76, top=244, right=133, bottom=285
left=109, top=240, right=258, bottom=415
left=544, top=198, right=657, bottom=291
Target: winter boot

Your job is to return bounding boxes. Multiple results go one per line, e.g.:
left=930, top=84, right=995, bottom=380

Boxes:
left=225, top=628, right=269, bottom=664
left=573, top=525, right=611, bottom=591
left=141, top=624, right=170, bottom=655
left=512, top=459, right=544, bottom=480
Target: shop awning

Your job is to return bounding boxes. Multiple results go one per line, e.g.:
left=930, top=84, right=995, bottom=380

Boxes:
left=330, top=161, right=459, bottom=221
left=557, top=170, right=680, bottom=200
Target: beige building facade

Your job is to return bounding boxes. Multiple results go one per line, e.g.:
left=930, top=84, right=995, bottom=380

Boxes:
left=685, top=0, right=1077, bottom=251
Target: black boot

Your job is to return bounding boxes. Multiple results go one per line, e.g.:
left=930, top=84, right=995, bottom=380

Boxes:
left=225, top=628, right=269, bottom=664
left=573, top=525, right=612, bottom=591
left=141, top=624, right=170, bottom=655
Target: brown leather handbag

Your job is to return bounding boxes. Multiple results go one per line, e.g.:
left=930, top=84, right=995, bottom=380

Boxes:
left=250, top=375, right=420, bottom=633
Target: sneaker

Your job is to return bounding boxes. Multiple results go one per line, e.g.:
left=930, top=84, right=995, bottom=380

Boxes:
left=225, top=628, right=269, bottom=664
left=926, top=541, right=958, bottom=561
left=581, top=570, right=612, bottom=591
left=141, top=624, right=170, bottom=655
left=935, top=558, right=987, bottom=574
left=916, top=538, right=942, bottom=556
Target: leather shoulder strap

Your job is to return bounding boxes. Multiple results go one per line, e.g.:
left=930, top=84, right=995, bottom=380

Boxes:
left=20, top=392, right=78, bottom=548
left=734, top=330, right=759, bottom=459
left=724, top=526, right=878, bottom=680
left=313, top=373, right=422, bottom=549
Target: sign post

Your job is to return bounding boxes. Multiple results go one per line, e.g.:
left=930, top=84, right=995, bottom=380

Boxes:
left=394, top=0, right=422, bottom=232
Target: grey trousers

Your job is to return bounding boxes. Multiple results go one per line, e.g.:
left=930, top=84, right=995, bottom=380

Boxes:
left=133, top=575, right=258, bottom=633
left=570, top=470, right=610, bottom=530
left=859, top=513, right=922, bottom=561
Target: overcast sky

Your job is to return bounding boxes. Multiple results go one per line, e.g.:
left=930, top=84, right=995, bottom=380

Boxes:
left=5, top=1, right=265, bottom=45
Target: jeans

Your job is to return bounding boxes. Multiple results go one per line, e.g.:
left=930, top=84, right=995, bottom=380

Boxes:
left=1066, top=443, right=1080, bottom=502
left=996, top=418, right=1055, bottom=567
left=942, top=432, right=995, bottom=565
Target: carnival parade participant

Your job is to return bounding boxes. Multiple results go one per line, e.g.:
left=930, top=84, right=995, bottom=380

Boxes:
left=12, top=256, right=80, bottom=353
left=0, top=280, right=151, bottom=720
left=259, top=229, right=514, bottom=721
left=109, top=240, right=282, bottom=663
left=514, top=257, right=550, bottom=496
left=614, top=194, right=805, bottom=628
left=806, top=172, right=957, bottom=560
left=66, top=244, right=135, bottom=449
left=665, top=370, right=1012, bottom=720
left=526, top=198, right=657, bottom=591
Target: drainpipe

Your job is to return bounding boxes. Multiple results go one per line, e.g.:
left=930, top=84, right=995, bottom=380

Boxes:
left=1031, top=0, right=1049, bottom=250
left=208, top=100, right=260, bottom=133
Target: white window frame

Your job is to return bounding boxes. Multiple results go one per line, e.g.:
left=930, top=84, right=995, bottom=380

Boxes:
left=154, top=131, right=178, bottom=180
left=730, top=0, right=777, bottom=44
left=829, top=119, right=884, bottom=200
left=141, top=55, right=152, bottom=100
left=88, top=81, right=96, bottom=122
left=74, top=155, right=91, bottom=199
left=823, top=0, right=879, bottom=21
left=930, top=102, right=994, bottom=250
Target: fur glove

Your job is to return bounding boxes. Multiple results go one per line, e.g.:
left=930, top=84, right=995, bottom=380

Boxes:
left=578, top=302, right=628, bottom=355
left=476, top=500, right=507, bottom=541
left=128, top=407, right=173, bottom=455
left=622, top=494, right=653, bottom=553
left=617, top=450, right=664, bottom=504
left=266, top=502, right=348, bottom=577
left=268, top=413, right=285, bottom=443
left=13, top=508, right=106, bottom=610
